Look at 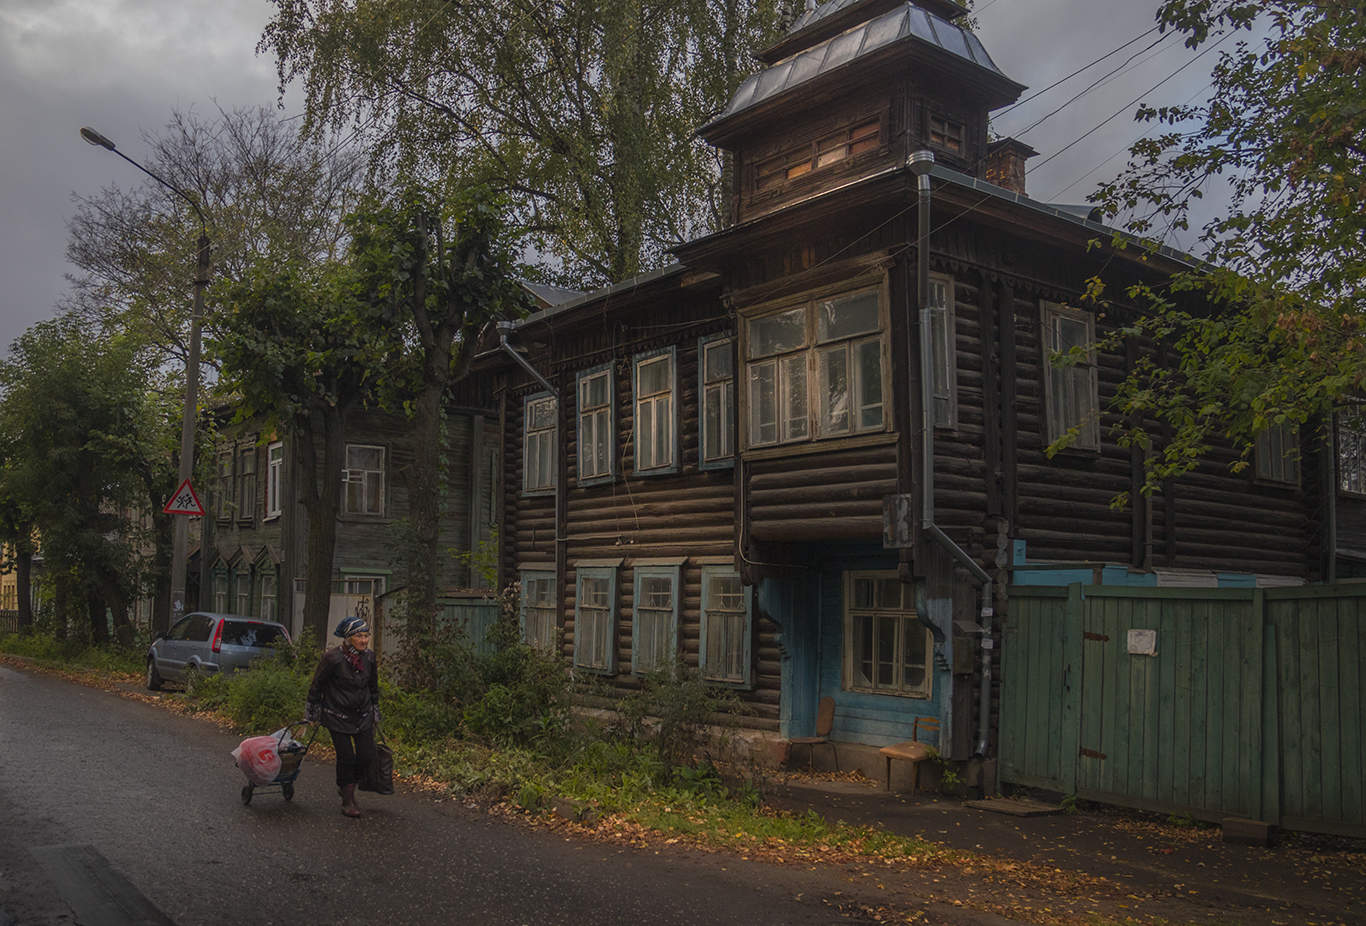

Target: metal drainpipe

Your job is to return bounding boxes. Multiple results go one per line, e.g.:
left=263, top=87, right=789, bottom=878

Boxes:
left=908, top=151, right=995, bottom=758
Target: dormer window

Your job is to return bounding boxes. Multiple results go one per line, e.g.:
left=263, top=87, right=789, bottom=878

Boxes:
left=755, top=117, right=882, bottom=192
left=928, top=114, right=964, bottom=154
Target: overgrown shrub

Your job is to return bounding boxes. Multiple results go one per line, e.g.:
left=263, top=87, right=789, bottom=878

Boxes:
left=0, top=631, right=143, bottom=675
left=613, top=662, right=741, bottom=768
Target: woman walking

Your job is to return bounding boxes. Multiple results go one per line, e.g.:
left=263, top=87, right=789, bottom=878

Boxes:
left=306, top=616, right=380, bottom=818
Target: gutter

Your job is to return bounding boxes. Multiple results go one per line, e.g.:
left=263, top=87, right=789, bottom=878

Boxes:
left=909, top=151, right=995, bottom=758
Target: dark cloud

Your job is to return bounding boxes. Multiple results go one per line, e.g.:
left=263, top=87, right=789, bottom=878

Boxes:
left=0, top=0, right=1225, bottom=357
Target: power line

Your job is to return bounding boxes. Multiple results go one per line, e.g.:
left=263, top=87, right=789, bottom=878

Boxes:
left=992, top=24, right=1164, bottom=122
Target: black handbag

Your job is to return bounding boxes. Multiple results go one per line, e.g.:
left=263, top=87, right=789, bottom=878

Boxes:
left=359, top=723, right=394, bottom=795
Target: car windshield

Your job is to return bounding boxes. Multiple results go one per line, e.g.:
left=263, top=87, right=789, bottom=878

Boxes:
left=220, top=621, right=287, bottom=648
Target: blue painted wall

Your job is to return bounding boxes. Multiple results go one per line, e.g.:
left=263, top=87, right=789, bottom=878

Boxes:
left=766, top=542, right=948, bottom=748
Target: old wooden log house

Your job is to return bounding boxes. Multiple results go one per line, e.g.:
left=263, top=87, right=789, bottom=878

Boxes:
left=470, top=0, right=1356, bottom=770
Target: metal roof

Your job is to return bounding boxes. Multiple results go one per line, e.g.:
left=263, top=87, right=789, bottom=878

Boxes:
left=709, top=3, right=1011, bottom=128
left=520, top=280, right=586, bottom=308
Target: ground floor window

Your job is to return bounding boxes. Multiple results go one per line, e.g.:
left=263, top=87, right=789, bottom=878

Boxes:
left=699, top=567, right=751, bottom=686
left=631, top=566, right=679, bottom=674
left=520, top=570, right=557, bottom=653
left=843, top=572, right=931, bottom=698
left=574, top=566, right=617, bottom=672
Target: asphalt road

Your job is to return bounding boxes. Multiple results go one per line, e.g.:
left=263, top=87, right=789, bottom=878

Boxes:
left=0, top=664, right=877, bottom=926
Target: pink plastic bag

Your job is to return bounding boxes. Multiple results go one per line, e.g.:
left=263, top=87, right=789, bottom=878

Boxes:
left=232, top=735, right=283, bottom=785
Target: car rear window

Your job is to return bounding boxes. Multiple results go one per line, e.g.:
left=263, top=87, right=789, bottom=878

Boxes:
left=220, top=621, right=288, bottom=648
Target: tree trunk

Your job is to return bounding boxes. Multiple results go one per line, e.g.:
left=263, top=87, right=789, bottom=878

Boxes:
left=101, top=574, right=133, bottom=647
left=300, top=401, right=347, bottom=644
left=87, top=589, right=109, bottom=645
left=15, top=543, right=33, bottom=633
left=405, top=379, right=446, bottom=638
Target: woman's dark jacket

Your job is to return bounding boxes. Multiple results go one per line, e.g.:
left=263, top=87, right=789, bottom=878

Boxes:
left=307, top=646, right=379, bottom=735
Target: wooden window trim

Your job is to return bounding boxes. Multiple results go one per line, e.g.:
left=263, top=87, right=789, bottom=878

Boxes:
left=752, top=113, right=886, bottom=196
left=520, top=569, right=558, bottom=653
left=630, top=565, right=680, bottom=675
left=265, top=441, right=284, bottom=520
left=928, top=273, right=958, bottom=431
left=841, top=570, right=932, bottom=700
left=698, top=334, right=736, bottom=470
left=1040, top=301, right=1100, bottom=453
left=342, top=443, right=386, bottom=517
left=522, top=392, right=558, bottom=496
left=577, top=364, right=614, bottom=486
left=633, top=346, right=679, bottom=475
left=740, top=274, right=891, bottom=451
left=699, top=567, right=753, bottom=688
left=574, top=565, right=618, bottom=674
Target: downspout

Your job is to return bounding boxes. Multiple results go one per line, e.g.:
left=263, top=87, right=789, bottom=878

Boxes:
left=908, top=151, right=995, bottom=758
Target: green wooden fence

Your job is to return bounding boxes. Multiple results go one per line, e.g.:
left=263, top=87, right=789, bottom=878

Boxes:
left=1000, top=584, right=1366, bottom=836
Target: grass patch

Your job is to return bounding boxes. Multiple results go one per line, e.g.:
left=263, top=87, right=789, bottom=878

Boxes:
left=0, top=630, right=143, bottom=677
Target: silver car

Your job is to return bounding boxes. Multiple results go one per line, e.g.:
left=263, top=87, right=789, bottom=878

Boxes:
left=145, top=612, right=291, bottom=690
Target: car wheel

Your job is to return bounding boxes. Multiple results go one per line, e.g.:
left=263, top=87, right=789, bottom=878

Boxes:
left=145, top=658, right=163, bottom=691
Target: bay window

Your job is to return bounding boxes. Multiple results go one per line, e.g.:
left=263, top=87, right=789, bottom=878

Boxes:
left=746, top=284, right=886, bottom=448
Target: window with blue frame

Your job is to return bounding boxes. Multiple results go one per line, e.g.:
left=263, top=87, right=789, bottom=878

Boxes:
left=699, top=567, right=751, bottom=686
left=843, top=572, right=931, bottom=699
left=699, top=335, right=735, bottom=467
left=577, top=366, right=613, bottom=483
left=631, top=565, right=680, bottom=674
left=574, top=565, right=617, bottom=672
left=520, top=570, right=557, bottom=653
left=633, top=348, right=676, bottom=473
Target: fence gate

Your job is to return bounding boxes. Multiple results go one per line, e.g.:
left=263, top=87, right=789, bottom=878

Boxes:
left=1001, top=584, right=1366, bottom=836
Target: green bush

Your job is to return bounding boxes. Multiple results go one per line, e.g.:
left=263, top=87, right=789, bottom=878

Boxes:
left=0, top=631, right=143, bottom=675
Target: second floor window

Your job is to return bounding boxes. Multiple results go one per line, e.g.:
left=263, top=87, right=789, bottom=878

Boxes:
left=1339, top=409, right=1366, bottom=495
left=266, top=442, right=283, bottom=517
left=928, top=113, right=964, bottom=154
left=928, top=275, right=957, bottom=428
left=700, top=336, right=735, bottom=466
left=523, top=394, right=557, bottom=493
left=1255, top=422, right=1300, bottom=485
left=634, top=349, right=676, bottom=472
left=577, top=367, right=612, bottom=482
left=746, top=285, right=886, bottom=448
left=1041, top=302, right=1099, bottom=451
left=216, top=451, right=233, bottom=521
left=343, top=444, right=385, bottom=515
left=237, top=447, right=256, bottom=522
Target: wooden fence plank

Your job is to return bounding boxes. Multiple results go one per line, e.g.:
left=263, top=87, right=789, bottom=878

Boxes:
left=1319, top=599, right=1343, bottom=823
left=1159, top=595, right=1180, bottom=807
left=1299, top=610, right=1324, bottom=820
left=1189, top=601, right=1209, bottom=811
left=1340, top=598, right=1364, bottom=826
left=1277, top=609, right=1304, bottom=821
left=1239, top=600, right=1262, bottom=818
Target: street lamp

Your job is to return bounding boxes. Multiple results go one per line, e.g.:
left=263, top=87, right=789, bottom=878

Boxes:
left=81, top=126, right=210, bottom=633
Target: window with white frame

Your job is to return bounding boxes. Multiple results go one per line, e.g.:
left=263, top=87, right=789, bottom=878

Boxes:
left=235, top=565, right=252, bottom=615
left=574, top=566, right=616, bottom=672
left=521, top=570, right=557, bottom=653
left=237, top=446, right=256, bottom=522
left=844, top=572, right=931, bottom=698
left=746, top=285, right=885, bottom=447
left=631, top=566, right=679, bottom=674
left=700, top=567, right=751, bottom=686
left=700, top=336, right=735, bottom=466
left=258, top=569, right=278, bottom=622
left=577, top=367, right=613, bottom=482
left=1339, top=409, right=1366, bottom=495
left=523, top=394, right=557, bottom=493
left=216, top=451, right=233, bottom=520
left=634, top=349, right=676, bottom=472
left=927, top=275, right=957, bottom=428
left=213, top=569, right=229, bottom=612
left=1041, top=302, right=1099, bottom=451
left=266, top=442, right=283, bottom=517
left=1255, top=422, right=1300, bottom=484
left=343, top=444, right=385, bottom=515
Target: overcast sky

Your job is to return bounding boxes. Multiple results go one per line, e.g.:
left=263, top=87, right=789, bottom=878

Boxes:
left=0, top=0, right=1219, bottom=358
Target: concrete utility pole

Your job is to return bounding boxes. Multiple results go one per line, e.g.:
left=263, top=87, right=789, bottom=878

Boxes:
left=81, top=126, right=211, bottom=633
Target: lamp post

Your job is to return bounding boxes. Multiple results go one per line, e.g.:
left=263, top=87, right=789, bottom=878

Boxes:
left=81, top=126, right=210, bottom=633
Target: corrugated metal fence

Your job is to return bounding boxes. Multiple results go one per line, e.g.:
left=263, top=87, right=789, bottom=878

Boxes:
left=1000, top=584, right=1366, bottom=836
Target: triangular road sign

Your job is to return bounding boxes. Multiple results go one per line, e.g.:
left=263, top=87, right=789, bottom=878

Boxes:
left=163, top=478, right=205, bottom=516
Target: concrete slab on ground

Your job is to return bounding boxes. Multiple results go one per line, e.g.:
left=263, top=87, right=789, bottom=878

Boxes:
left=964, top=797, right=1062, bottom=817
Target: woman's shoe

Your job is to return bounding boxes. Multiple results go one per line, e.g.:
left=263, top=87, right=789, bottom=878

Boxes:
left=340, top=783, right=362, bottom=818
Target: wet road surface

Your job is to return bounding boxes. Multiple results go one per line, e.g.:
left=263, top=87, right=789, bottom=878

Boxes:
left=0, top=664, right=874, bottom=926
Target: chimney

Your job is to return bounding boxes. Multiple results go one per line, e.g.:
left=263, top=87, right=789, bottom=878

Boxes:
left=984, top=137, right=1037, bottom=196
